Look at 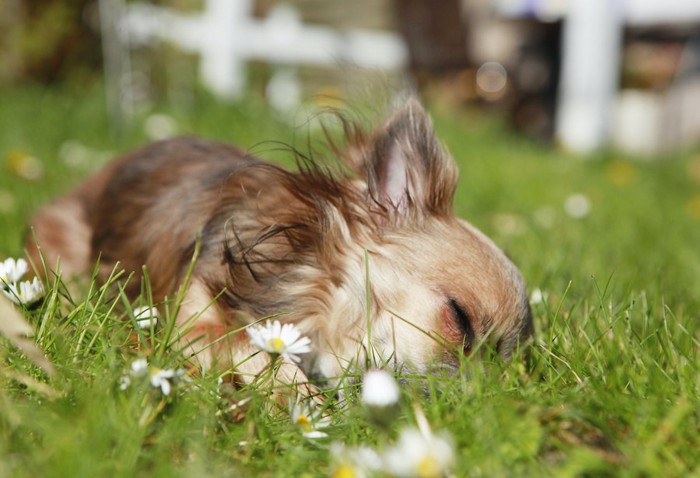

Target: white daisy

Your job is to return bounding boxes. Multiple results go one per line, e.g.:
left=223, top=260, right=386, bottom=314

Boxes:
left=2, top=277, right=45, bottom=305
left=131, top=358, right=149, bottom=376
left=361, top=369, right=400, bottom=408
left=119, top=375, right=132, bottom=390
left=564, top=193, right=592, bottom=219
left=133, top=305, right=159, bottom=329
left=144, top=113, right=177, bottom=140
left=119, top=358, right=146, bottom=391
left=330, top=442, right=383, bottom=478
left=120, top=358, right=186, bottom=397
left=149, top=368, right=177, bottom=396
left=0, top=257, right=29, bottom=285
left=247, top=320, right=311, bottom=363
left=290, top=399, right=330, bottom=438
left=383, top=427, right=455, bottom=478
left=530, top=288, right=547, bottom=305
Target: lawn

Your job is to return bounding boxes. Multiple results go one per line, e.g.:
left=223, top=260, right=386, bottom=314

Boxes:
left=0, top=84, right=698, bottom=477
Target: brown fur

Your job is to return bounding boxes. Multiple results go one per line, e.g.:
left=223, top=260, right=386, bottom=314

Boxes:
left=27, top=99, right=533, bottom=386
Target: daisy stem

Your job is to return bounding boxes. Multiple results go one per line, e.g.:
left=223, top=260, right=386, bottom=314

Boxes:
left=138, top=398, right=168, bottom=428
left=267, top=353, right=282, bottom=400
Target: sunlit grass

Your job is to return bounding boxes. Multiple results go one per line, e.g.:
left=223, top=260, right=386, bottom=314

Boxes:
left=1, top=84, right=699, bottom=477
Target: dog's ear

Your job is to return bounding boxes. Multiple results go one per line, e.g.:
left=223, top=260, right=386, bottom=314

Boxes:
left=362, top=99, right=458, bottom=221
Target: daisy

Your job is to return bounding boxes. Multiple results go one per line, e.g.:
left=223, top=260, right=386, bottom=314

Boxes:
left=0, top=257, right=28, bottom=285
left=2, top=277, right=45, bottom=305
left=119, top=358, right=186, bottom=397
left=290, top=398, right=330, bottom=438
left=529, top=288, right=547, bottom=305
left=247, top=320, right=311, bottom=363
left=149, top=367, right=177, bottom=396
left=330, top=442, right=383, bottom=478
left=131, top=358, right=149, bottom=376
left=119, top=375, right=132, bottom=391
left=119, top=358, right=148, bottom=390
left=361, top=368, right=400, bottom=428
left=383, top=427, right=455, bottom=478
left=133, top=305, right=159, bottom=329
left=564, top=193, right=592, bottom=219
left=361, top=369, right=400, bottom=408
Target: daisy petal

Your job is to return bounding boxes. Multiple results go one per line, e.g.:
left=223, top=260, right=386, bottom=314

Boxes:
left=247, top=320, right=312, bottom=363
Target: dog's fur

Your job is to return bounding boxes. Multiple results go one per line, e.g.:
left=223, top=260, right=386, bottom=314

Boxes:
left=27, top=100, right=533, bottom=385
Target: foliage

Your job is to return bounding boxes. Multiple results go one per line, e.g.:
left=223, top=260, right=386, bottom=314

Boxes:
left=0, top=0, right=102, bottom=85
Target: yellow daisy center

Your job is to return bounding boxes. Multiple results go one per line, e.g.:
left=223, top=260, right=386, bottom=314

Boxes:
left=267, top=337, right=285, bottom=352
left=332, top=464, right=357, bottom=478
left=417, top=455, right=440, bottom=478
left=295, top=414, right=313, bottom=432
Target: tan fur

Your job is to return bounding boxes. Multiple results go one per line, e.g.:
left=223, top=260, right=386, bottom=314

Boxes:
left=27, top=99, right=533, bottom=388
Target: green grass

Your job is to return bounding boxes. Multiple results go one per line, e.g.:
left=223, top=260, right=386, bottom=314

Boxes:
left=1, top=84, right=699, bottom=477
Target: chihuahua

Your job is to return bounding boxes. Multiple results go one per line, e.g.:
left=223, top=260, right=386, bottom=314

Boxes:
left=27, top=99, right=533, bottom=387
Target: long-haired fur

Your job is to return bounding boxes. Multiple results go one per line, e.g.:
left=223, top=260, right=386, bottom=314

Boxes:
left=27, top=98, right=533, bottom=385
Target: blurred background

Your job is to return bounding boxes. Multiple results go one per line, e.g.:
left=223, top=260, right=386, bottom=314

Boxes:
left=3, top=0, right=700, bottom=155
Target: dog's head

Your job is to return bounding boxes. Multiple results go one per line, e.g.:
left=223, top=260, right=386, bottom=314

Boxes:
left=222, top=99, right=533, bottom=378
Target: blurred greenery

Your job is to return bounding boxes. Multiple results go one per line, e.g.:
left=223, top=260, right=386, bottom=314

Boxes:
left=0, top=0, right=102, bottom=84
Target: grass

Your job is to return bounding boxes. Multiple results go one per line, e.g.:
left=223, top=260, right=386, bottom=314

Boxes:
left=1, top=83, right=699, bottom=477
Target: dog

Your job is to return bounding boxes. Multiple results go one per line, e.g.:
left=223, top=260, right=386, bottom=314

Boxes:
left=27, top=99, right=533, bottom=388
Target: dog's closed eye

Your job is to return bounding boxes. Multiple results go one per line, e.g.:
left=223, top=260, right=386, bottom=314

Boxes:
left=448, top=298, right=474, bottom=353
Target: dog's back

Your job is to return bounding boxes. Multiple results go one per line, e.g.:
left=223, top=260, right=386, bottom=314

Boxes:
left=30, top=138, right=270, bottom=296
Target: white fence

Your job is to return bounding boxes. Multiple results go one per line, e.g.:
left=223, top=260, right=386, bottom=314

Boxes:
left=499, top=0, right=700, bottom=153
left=106, top=0, right=406, bottom=103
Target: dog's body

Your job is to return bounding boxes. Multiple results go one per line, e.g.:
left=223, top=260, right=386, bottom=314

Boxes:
left=28, top=100, right=533, bottom=385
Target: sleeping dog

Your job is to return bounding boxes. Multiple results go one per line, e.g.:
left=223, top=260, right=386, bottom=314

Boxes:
left=27, top=99, right=533, bottom=388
